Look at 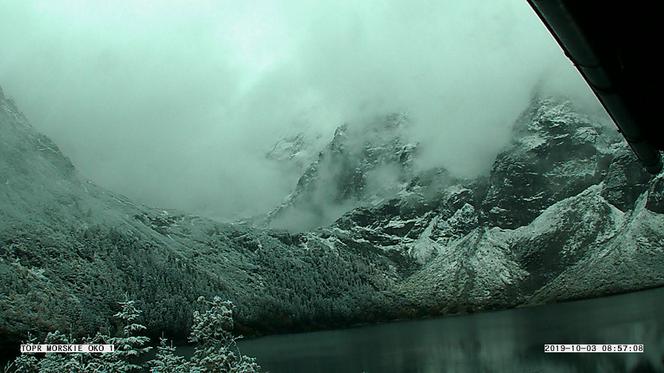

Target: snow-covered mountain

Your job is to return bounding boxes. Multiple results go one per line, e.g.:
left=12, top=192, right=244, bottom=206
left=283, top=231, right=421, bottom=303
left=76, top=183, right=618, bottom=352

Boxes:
left=1, top=84, right=663, bottom=351
left=321, top=97, right=663, bottom=311
left=260, top=112, right=417, bottom=230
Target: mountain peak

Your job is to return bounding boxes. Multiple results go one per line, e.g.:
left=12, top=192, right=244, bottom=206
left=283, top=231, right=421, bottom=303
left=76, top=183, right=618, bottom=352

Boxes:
left=263, top=112, right=416, bottom=230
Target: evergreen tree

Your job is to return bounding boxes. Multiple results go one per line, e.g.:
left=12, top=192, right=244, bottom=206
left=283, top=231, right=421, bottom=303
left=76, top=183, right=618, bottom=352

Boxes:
left=188, top=296, right=260, bottom=373
left=104, top=298, right=152, bottom=372
left=4, top=333, right=38, bottom=373
left=149, top=337, right=189, bottom=373
left=4, top=354, right=39, bottom=373
left=37, top=331, right=83, bottom=373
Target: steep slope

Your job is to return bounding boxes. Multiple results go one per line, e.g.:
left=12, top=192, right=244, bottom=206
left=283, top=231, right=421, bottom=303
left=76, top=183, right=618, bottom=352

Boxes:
left=481, top=97, right=620, bottom=228
left=510, top=185, right=625, bottom=294
left=398, top=227, right=527, bottom=314
left=529, top=179, right=664, bottom=302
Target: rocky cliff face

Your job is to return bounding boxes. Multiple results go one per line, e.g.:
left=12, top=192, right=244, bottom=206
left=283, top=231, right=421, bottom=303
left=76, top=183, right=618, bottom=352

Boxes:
left=260, top=113, right=416, bottom=231
left=481, top=98, right=618, bottom=228
left=1, top=86, right=663, bottom=349
left=314, top=97, right=663, bottom=316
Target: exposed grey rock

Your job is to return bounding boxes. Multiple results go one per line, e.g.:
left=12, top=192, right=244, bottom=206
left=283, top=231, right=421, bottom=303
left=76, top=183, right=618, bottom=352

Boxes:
left=600, top=143, right=653, bottom=211
left=646, top=174, right=664, bottom=213
left=481, top=98, right=616, bottom=228
left=263, top=113, right=417, bottom=230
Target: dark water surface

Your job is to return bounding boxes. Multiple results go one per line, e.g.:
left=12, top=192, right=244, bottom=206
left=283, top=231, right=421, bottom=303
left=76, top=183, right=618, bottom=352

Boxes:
left=234, top=287, right=664, bottom=373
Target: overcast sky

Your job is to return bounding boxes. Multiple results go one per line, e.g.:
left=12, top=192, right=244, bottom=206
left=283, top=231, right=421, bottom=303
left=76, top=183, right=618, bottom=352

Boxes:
left=0, top=0, right=605, bottom=221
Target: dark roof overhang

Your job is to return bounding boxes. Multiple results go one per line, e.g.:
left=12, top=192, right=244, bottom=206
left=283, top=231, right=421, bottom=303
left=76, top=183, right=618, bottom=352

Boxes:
left=527, top=0, right=662, bottom=173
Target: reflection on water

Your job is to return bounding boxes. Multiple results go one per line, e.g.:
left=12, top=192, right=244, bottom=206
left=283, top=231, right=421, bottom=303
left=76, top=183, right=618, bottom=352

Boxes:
left=236, top=287, right=664, bottom=372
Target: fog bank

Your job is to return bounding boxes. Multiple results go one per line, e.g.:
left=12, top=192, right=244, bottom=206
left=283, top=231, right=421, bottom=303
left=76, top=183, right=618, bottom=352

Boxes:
left=0, top=0, right=605, bottom=221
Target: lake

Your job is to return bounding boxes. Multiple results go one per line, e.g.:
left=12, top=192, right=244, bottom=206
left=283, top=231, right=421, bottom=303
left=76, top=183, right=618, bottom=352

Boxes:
left=236, top=287, right=664, bottom=373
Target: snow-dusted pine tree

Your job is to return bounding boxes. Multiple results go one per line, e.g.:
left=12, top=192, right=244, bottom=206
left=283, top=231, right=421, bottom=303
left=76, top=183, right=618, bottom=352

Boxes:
left=36, top=331, right=84, bottom=372
left=149, top=337, right=190, bottom=373
left=104, top=298, right=152, bottom=372
left=188, top=296, right=260, bottom=373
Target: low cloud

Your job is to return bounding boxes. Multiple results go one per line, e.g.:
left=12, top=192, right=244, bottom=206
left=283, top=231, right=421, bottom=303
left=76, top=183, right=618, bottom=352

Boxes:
left=0, top=0, right=605, bottom=221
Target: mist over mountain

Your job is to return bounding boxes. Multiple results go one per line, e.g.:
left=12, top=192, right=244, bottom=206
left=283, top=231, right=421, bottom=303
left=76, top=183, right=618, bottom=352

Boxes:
left=2, top=86, right=663, bottom=354
left=260, top=112, right=416, bottom=231
left=0, top=0, right=606, bottom=222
